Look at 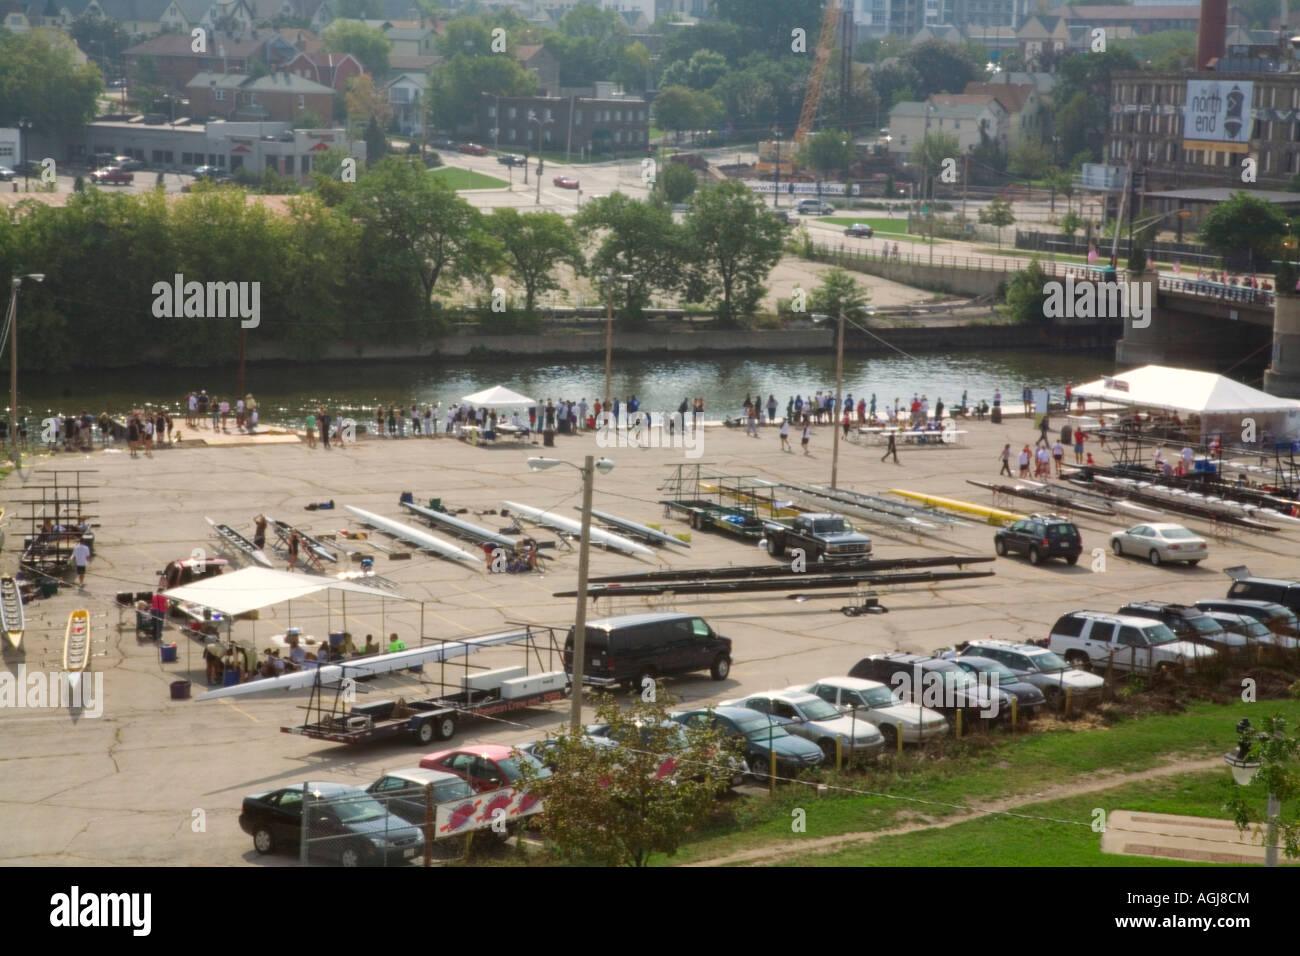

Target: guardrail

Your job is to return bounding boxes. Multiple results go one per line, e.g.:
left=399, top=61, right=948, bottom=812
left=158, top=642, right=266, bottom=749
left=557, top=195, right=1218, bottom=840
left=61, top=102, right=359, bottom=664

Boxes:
left=1158, top=276, right=1275, bottom=308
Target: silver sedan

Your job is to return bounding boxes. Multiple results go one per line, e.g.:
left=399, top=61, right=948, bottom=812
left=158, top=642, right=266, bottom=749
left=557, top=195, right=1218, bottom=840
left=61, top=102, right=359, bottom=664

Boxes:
left=1109, top=522, right=1208, bottom=566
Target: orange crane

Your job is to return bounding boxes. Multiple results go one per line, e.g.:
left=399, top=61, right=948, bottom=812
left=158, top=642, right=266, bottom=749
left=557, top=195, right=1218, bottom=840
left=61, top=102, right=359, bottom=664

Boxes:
left=795, top=1, right=841, bottom=145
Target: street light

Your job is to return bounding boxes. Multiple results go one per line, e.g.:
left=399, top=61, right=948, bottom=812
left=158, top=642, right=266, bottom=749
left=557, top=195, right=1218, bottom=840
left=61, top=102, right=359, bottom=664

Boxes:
left=527, top=455, right=615, bottom=733
left=529, top=113, right=553, bottom=206
left=772, top=127, right=782, bottom=208
left=1224, top=718, right=1280, bottom=867
left=599, top=272, right=634, bottom=427
left=815, top=305, right=873, bottom=488
left=6, top=273, right=45, bottom=468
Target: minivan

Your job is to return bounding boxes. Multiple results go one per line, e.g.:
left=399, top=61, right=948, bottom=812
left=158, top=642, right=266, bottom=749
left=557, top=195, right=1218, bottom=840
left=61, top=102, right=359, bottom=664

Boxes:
left=1226, top=572, right=1300, bottom=614
left=564, top=612, right=732, bottom=690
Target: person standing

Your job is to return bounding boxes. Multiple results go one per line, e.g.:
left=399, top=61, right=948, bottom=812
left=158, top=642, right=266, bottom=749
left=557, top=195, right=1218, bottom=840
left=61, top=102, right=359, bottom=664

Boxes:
left=1052, top=438, right=1065, bottom=476
left=998, top=443, right=1012, bottom=476
left=387, top=405, right=397, bottom=438
left=72, top=538, right=91, bottom=588
left=375, top=405, right=384, bottom=437
left=842, top=408, right=851, bottom=439
left=747, top=402, right=758, bottom=437
left=881, top=431, right=898, bottom=464
left=303, top=409, right=316, bottom=448
left=801, top=422, right=811, bottom=455
left=1037, top=413, right=1050, bottom=448
left=1073, top=427, right=1085, bottom=464
left=287, top=531, right=301, bottom=572
left=780, top=418, right=791, bottom=451
left=767, top=394, right=777, bottom=423
left=1022, top=386, right=1032, bottom=416
left=186, top=391, right=197, bottom=428
left=319, top=406, right=331, bottom=449
left=578, top=398, right=588, bottom=432
left=253, top=515, right=268, bottom=550
left=197, top=390, right=209, bottom=427
left=1018, top=445, right=1031, bottom=478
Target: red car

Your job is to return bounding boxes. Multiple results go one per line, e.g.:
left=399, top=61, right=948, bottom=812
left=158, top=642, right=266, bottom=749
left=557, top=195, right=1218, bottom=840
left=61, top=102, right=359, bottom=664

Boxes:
left=552, top=176, right=579, bottom=189
left=458, top=143, right=487, bottom=156
left=90, top=166, right=133, bottom=185
left=419, top=745, right=551, bottom=793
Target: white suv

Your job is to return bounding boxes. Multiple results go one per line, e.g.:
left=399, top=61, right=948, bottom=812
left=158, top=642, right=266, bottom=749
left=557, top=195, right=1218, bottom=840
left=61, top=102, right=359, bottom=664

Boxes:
left=797, top=199, right=835, bottom=215
left=1048, top=611, right=1217, bottom=675
left=792, top=676, right=949, bottom=747
left=958, top=639, right=1104, bottom=707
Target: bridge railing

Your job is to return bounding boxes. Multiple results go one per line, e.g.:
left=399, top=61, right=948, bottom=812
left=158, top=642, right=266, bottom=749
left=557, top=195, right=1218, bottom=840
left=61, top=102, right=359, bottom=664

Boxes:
left=1158, top=275, right=1274, bottom=308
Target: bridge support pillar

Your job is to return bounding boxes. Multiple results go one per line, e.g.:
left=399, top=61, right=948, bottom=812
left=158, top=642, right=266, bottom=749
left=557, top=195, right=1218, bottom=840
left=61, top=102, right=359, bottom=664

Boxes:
left=1264, top=294, right=1300, bottom=398
left=1114, top=270, right=1163, bottom=365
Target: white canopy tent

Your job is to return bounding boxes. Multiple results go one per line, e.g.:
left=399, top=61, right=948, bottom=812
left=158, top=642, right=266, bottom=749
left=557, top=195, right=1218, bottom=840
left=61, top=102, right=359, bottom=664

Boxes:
left=462, top=385, right=535, bottom=407
left=1073, top=365, right=1300, bottom=445
left=162, top=566, right=403, bottom=616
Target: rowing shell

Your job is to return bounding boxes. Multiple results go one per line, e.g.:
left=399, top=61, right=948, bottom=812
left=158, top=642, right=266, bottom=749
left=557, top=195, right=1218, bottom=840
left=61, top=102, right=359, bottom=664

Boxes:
left=585, top=508, right=689, bottom=548
left=501, top=501, right=655, bottom=557
left=1, top=575, right=24, bottom=650
left=343, top=506, right=482, bottom=565
left=889, top=489, right=1025, bottom=527
left=205, top=517, right=274, bottom=568
left=401, top=500, right=518, bottom=550
left=63, top=609, right=89, bottom=697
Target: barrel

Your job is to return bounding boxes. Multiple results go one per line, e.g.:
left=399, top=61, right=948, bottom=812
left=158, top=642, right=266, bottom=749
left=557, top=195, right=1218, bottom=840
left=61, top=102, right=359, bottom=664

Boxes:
left=399, top=491, right=414, bottom=504
left=160, top=642, right=178, bottom=663
left=543, top=429, right=555, bottom=447
left=169, top=680, right=191, bottom=700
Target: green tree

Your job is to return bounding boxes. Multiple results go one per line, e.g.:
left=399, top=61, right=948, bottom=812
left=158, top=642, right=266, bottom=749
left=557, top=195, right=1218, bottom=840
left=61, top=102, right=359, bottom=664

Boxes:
left=1043, top=166, right=1074, bottom=213
left=809, top=266, right=870, bottom=318
left=683, top=49, right=728, bottom=89
left=334, top=0, right=382, bottom=17
left=1002, top=261, right=1048, bottom=324
left=69, top=12, right=130, bottom=77
left=513, top=690, right=734, bottom=867
left=659, top=161, right=697, bottom=204
left=661, top=19, right=754, bottom=66
left=613, top=40, right=652, bottom=92
left=978, top=196, right=1015, bottom=248
left=910, top=130, right=960, bottom=199
left=321, top=20, right=391, bottom=77
left=543, top=3, right=629, bottom=87
left=903, top=39, right=980, bottom=98
left=652, top=86, right=722, bottom=142
left=1197, top=191, right=1289, bottom=274
left=855, top=34, right=908, bottom=63
left=0, top=29, right=103, bottom=140
left=681, top=180, right=786, bottom=325
left=364, top=116, right=388, bottom=162
left=292, top=110, right=324, bottom=130
left=1224, top=716, right=1300, bottom=860
left=574, top=193, right=681, bottom=323
left=1059, top=210, right=1084, bottom=238
left=427, top=52, right=539, bottom=130
left=797, top=128, right=854, bottom=181
left=872, top=61, right=921, bottom=115
left=1008, top=138, right=1051, bottom=179
left=485, top=208, right=583, bottom=320
left=1052, top=48, right=1138, bottom=163
left=712, top=0, right=825, bottom=57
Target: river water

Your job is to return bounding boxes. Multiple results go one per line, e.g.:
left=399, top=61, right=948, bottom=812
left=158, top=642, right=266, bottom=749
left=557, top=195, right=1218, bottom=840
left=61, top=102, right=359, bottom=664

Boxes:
left=18, top=349, right=1118, bottom=427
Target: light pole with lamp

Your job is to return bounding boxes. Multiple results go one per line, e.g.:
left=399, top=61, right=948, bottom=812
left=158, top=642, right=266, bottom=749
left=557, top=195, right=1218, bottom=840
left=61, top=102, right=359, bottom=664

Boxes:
left=773, top=127, right=782, bottom=208
left=1224, top=717, right=1283, bottom=867
left=6, top=273, right=45, bottom=468
left=527, top=455, right=615, bottom=733
left=529, top=113, right=552, bottom=205
left=17, top=118, right=34, bottom=190
left=822, top=304, right=873, bottom=488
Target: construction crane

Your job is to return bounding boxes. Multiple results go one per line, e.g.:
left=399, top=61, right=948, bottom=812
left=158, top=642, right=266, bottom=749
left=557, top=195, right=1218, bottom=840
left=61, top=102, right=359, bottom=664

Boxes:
left=794, top=1, right=842, bottom=146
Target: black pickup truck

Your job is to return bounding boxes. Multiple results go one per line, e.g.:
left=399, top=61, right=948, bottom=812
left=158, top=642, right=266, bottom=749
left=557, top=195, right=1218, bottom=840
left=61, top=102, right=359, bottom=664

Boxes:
left=763, top=513, right=873, bottom=562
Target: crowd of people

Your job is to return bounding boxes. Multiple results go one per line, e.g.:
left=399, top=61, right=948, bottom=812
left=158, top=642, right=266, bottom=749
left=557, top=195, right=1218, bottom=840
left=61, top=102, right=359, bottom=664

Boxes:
left=183, top=391, right=259, bottom=434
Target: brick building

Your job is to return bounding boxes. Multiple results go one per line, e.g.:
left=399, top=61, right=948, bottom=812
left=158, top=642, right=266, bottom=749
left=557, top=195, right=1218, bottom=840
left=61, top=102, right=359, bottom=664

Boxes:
left=478, top=94, right=650, bottom=158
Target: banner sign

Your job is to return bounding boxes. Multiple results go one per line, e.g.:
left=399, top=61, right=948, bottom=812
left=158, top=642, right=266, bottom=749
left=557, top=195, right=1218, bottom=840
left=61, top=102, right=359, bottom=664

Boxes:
left=744, top=181, right=860, bottom=196
left=1182, top=80, right=1253, bottom=148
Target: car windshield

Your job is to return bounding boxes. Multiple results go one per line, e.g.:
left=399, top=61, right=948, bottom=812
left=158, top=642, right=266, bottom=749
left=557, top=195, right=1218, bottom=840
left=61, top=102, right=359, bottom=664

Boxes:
left=962, top=659, right=1018, bottom=681
left=858, top=686, right=900, bottom=707
left=812, top=518, right=848, bottom=533
left=330, top=794, right=387, bottom=824
left=798, top=698, right=842, bottom=720
left=1187, top=616, right=1223, bottom=634
left=1028, top=650, right=1071, bottom=671
left=434, top=779, right=474, bottom=802
left=498, top=755, right=552, bottom=781
left=736, top=716, right=788, bottom=739
left=1233, top=619, right=1270, bottom=637
left=1144, top=624, right=1178, bottom=645
left=1160, top=527, right=1197, bottom=539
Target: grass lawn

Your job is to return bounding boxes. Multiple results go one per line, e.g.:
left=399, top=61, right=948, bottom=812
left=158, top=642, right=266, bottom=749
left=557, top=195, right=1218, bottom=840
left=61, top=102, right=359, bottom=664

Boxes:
left=651, top=697, right=1300, bottom=866
left=428, top=167, right=509, bottom=190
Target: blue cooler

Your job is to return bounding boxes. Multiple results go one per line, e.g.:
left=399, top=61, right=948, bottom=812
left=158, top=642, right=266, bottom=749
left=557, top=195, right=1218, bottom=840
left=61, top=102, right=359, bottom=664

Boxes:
left=160, top=642, right=178, bottom=663
left=329, top=632, right=344, bottom=647
left=223, top=669, right=240, bottom=686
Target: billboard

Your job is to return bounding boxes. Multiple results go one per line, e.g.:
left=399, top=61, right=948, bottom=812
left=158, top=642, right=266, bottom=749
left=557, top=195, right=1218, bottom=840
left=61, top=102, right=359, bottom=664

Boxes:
left=1183, top=79, right=1253, bottom=153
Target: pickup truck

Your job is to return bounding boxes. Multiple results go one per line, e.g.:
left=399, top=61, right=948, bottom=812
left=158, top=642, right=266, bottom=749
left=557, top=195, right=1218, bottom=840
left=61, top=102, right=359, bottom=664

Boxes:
left=763, top=513, right=872, bottom=562
left=1047, top=610, right=1217, bottom=676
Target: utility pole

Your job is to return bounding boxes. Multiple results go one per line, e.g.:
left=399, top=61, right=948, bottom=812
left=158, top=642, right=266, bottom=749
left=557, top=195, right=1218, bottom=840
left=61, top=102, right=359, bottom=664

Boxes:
left=774, top=129, right=782, bottom=208
left=962, top=152, right=969, bottom=224
left=568, top=456, right=595, bottom=733
left=831, top=307, right=845, bottom=488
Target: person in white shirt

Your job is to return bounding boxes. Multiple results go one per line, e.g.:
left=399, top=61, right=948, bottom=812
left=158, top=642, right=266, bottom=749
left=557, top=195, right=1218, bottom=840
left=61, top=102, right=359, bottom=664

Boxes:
left=779, top=419, right=790, bottom=451
left=72, top=541, right=91, bottom=587
left=1051, top=440, right=1065, bottom=476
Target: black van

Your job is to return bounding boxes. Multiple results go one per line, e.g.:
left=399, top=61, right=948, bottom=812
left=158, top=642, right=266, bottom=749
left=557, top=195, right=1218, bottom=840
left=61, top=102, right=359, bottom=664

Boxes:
left=1227, top=575, right=1300, bottom=614
left=564, top=612, right=732, bottom=689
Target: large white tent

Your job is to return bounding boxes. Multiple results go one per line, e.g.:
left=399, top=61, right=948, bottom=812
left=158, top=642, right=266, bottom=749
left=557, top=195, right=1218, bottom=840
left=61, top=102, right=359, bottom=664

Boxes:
left=1073, top=365, right=1300, bottom=443
left=462, top=385, right=534, bottom=407
left=163, top=566, right=404, bottom=616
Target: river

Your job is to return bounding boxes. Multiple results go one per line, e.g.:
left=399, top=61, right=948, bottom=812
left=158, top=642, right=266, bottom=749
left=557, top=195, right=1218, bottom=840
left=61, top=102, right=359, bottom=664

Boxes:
left=17, top=349, right=1119, bottom=427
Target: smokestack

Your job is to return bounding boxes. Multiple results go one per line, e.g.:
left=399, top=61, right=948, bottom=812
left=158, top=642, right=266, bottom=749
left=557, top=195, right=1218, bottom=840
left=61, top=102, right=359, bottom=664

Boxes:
left=1196, top=0, right=1227, bottom=69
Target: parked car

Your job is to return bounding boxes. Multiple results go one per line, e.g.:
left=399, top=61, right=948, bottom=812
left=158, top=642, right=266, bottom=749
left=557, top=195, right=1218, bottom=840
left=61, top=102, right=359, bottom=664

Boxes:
left=516, top=734, right=617, bottom=771
left=1116, top=601, right=1244, bottom=658
left=419, top=744, right=551, bottom=792
left=239, top=782, right=424, bottom=866
left=585, top=718, right=748, bottom=787
left=797, top=199, right=835, bottom=215
left=956, top=638, right=1103, bottom=707
left=1225, top=569, right=1300, bottom=614
left=1109, top=522, right=1207, bottom=565
left=364, top=768, right=475, bottom=826
left=767, top=209, right=795, bottom=226
left=191, top=164, right=233, bottom=182
left=843, top=223, right=874, bottom=237
left=89, top=166, right=133, bottom=185
left=431, top=137, right=458, bottom=149
left=1199, top=610, right=1299, bottom=655
left=671, top=705, right=824, bottom=782
left=112, top=155, right=145, bottom=171
left=12, top=160, right=43, bottom=176
left=994, top=513, right=1082, bottom=565
left=763, top=512, right=872, bottom=561
left=563, top=611, right=732, bottom=690
left=720, top=690, right=885, bottom=761
left=458, top=142, right=487, bottom=155
left=1047, top=610, right=1217, bottom=675
left=849, top=652, right=1010, bottom=721
left=796, top=676, right=949, bottom=747
left=0, top=166, right=13, bottom=181
left=950, top=656, right=1046, bottom=717
left=552, top=175, right=579, bottom=189
left=1194, top=599, right=1300, bottom=641
left=496, top=153, right=526, bottom=166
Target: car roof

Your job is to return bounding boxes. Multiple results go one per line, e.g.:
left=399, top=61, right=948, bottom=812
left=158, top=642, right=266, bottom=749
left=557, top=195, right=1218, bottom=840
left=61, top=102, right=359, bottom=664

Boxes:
left=736, top=689, right=822, bottom=706
left=1197, top=598, right=1289, bottom=613
left=422, top=744, right=515, bottom=761
left=585, top=611, right=697, bottom=629
left=1146, top=522, right=1196, bottom=532
left=681, top=705, right=770, bottom=722
left=810, top=675, right=888, bottom=691
left=378, top=768, right=463, bottom=786
left=1234, top=576, right=1300, bottom=588
left=274, top=782, right=365, bottom=798
left=966, top=638, right=1049, bottom=654
left=954, top=655, right=1005, bottom=668
left=1068, top=610, right=1172, bottom=627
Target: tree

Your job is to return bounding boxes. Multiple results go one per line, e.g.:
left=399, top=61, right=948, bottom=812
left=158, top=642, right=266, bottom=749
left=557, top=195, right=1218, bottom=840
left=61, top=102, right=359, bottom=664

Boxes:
left=574, top=193, right=681, bottom=323
left=809, top=267, right=870, bottom=318
left=321, top=20, right=390, bottom=76
left=426, top=52, right=539, bottom=130
left=1052, top=48, right=1138, bottom=163
left=1002, top=261, right=1048, bottom=324
left=612, top=40, right=652, bottom=92
left=855, top=34, right=908, bottom=64
left=513, top=690, right=734, bottom=867
left=69, top=12, right=130, bottom=78
left=334, top=0, right=381, bottom=17
left=0, top=29, right=102, bottom=140
left=659, top=161, right=697, bottom=204
left=682, top=49, right=728, bottom=90
left=978, top=196, right=1015, bottom=248
left=343, top=74, right=390, bottom=127
left=871, top=61, right=921, bottom=116
left=364, top=116, right=388, bottom=162
left=681, top=180, right=786, bottom=325
left=1225, top=715, right=1300, bottom=861
left=1059, top=210, right=1084, bottom=238
left=1007, top=138, right=1051, bottom=180
left=485, top=208, right=582, bottom=320
left=1043, top=166, right=1074, bottom=214
left=292, top=110, right=324, bottom=130
left=903, top=39, right=980, bottom=98
left=797, top=128, right=854, bottom=181
left=652, top=86, right=722, bottom=142
left=712, top=0, right=825, bottom=57
left=543, top=3, right=629, bottom=87
left=1197, top=191, right=1289, bottom=274
left=910, top=130, right=960, bottom=199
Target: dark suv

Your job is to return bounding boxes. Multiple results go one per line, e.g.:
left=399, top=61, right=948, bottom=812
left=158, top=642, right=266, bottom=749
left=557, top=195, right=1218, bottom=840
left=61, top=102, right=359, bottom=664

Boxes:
left=1225, top=569, right=1300, bottom=614
left=564, top=612, right=732, bottom=690
left=994, top=514, right=1081, bottom=565
left=1116, top=601, right=1244, bottom=658
left=849, top=652, right=1009, bottom=722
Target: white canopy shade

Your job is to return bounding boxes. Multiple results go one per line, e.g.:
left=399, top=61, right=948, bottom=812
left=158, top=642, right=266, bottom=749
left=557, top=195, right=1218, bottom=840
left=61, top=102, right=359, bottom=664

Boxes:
left=1072, top=366, right=1300, bottom=415
left=461, top=385, right=535, bottom=407
left=162, top=567, right=404, bottom=617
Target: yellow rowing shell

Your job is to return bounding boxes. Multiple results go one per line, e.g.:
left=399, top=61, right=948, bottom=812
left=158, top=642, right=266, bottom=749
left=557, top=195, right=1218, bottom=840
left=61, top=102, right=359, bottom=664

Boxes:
left=889, top=489, right=1024, bottom=527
